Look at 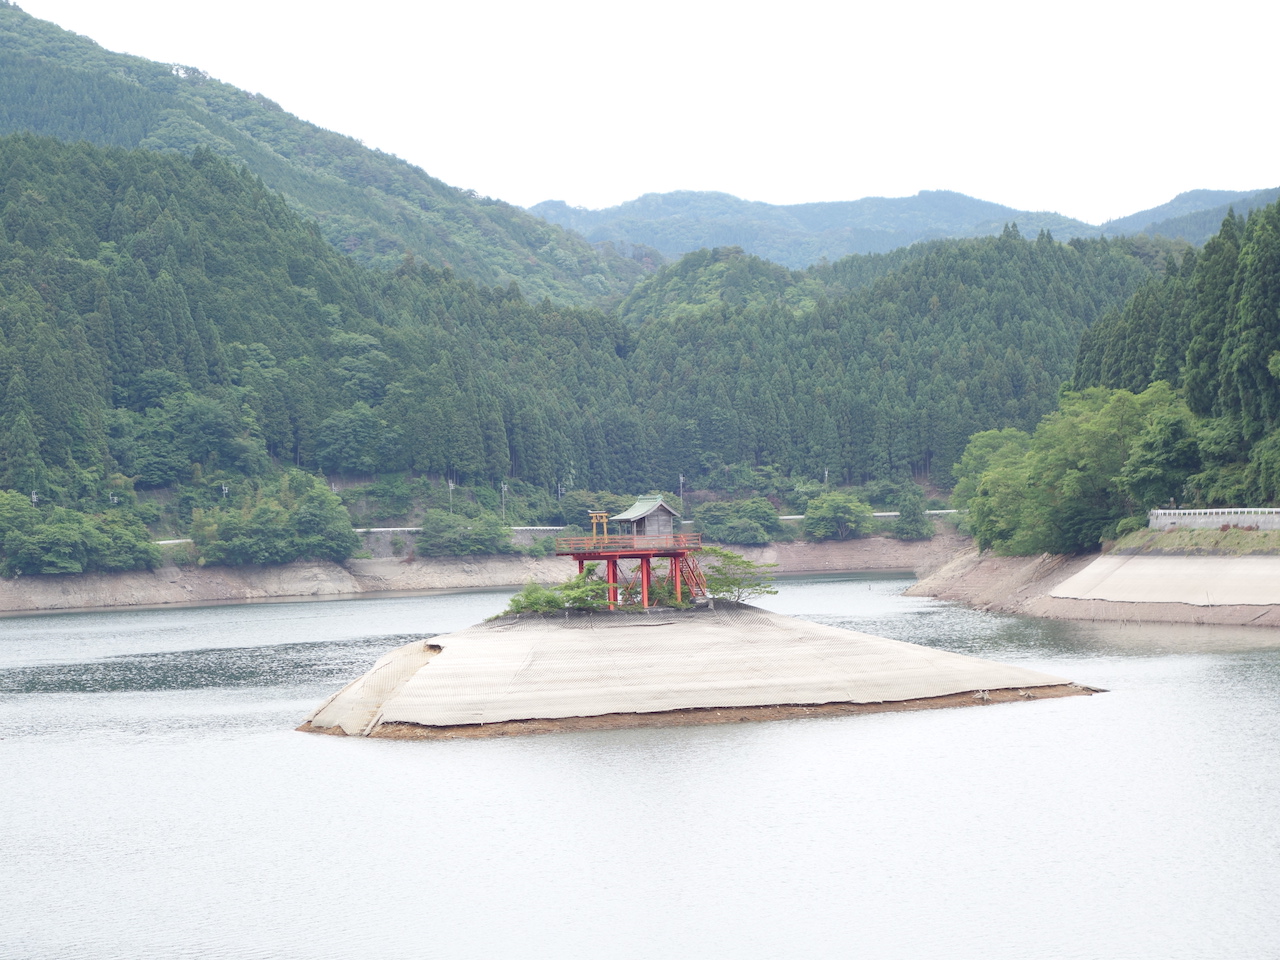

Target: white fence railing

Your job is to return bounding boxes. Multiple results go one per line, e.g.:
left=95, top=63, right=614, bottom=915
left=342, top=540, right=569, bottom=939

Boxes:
left=1148, top=508, right=1280, bottom=531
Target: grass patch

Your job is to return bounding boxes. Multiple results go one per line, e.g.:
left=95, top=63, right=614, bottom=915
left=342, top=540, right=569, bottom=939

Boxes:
left=1113, top=526, right=1280, bottom=557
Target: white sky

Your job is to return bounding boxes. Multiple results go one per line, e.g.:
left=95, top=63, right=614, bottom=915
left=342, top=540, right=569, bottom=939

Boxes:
left=15, top=0, right=1280, bottom=224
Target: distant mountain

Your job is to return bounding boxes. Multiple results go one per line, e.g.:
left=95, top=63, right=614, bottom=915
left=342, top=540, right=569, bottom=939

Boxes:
left=532, top=186, right=1280, bottom=269
left=1100, top=190, right=1257, bottom=234
left=0, top=2, right=652, bottom=304
left=1109, top=188, right=1280, bottom=247
left=529, top=190, right=1095, bottom=269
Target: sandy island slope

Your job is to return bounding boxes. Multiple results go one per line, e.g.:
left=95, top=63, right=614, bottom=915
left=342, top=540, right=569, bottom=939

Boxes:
left=298, top=602, right=1092, bottom=740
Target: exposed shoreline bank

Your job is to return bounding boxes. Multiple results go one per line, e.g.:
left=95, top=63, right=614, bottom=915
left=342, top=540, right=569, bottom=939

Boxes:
left=906, top=546, right=1280, bottom=627
left=0, top=534, right=968, bottom=616
left=12, top=529, right=1280, bottom=627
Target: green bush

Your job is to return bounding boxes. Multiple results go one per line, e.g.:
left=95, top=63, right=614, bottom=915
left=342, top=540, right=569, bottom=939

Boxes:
left=1114, top=515, right=1147, bottom=537
left=417, top=509, right=515, bottom=557
left=190, top=471, right=358, bottom=566
left=500, top=563, right=610, bottom=615
left=694, top=497, right=781, bottom=544
left=803, top=491, right=873, bottom=541
left=0, top=494, right=161, bottom=576
left=892, top=484, right=934, bottom=541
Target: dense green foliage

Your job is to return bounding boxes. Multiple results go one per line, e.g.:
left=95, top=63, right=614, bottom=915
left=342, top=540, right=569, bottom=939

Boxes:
left=416, top=510, right=516, bottom=558
left=500, top=564, right=612, bottom=615
left=0, top=135, right=1168, bottom=510
left=0, top=135, right=647, bottom=499
left=891, top=483, right=934, bottom=540
left=959, top=199, right=1280, bottom=554
left=189, top=471, right=358, bottom=565
left=629, top=231, right=1164, bottom=487
left=1073, top=201, right=1280, bottom=504
left=0, top=489, right=158, bottom=574
left=0, top=3, right=650, bottom=305
left=956, top=384, right=1199, bottom=553
left=802, top=491, right=874, bottom=541
left=692, top=496, right=782, bottom=545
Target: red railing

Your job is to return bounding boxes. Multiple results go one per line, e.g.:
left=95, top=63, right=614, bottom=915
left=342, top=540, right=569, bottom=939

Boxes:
left=554, top=533, right=702, bottom=554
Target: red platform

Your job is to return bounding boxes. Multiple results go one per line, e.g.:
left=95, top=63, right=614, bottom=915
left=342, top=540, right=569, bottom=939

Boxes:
left=554, top=533, right=706, bottom=608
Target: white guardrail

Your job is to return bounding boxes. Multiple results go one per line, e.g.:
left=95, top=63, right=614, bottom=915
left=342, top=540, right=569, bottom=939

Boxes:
left=1148, top=508, right=1280, bottom=531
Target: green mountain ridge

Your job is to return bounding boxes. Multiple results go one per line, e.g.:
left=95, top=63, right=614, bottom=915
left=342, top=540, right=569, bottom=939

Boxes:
left=1115, top=188, right=1280, bottom=247
left=531, top=186, right=1279, bottom=270
left=530, top=190, right=1097, bottom=269
left=0, top=134, right=1168, bottom=504
left=0, top=1, right=654, bottom=305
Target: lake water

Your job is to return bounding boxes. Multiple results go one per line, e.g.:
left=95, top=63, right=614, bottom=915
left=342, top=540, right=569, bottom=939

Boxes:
left=2, top=575, right=1279, bottom=959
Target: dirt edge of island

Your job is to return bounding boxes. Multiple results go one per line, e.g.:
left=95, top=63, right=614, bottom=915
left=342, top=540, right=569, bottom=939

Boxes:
left=296, top=683, right=1097, bottom=740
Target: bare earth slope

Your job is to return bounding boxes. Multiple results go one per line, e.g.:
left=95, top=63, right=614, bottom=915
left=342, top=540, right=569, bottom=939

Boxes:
left=907, top=542, right=1280, bottom=627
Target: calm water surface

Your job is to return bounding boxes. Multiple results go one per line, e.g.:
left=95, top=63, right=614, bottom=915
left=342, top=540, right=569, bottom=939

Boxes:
left=2, top=576, right=1279, bottom=959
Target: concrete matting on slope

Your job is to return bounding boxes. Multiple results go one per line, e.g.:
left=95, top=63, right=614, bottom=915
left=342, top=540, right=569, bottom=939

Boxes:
left=300, top=603, right=1077, bottom=738
left=1050, top=555, right=1280, bottom=606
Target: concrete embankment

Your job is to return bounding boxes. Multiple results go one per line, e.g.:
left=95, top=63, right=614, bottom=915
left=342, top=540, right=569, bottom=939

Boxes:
left=907, top=545, right=1280, bottom=626
left=0, top=535, right=966, bottom=615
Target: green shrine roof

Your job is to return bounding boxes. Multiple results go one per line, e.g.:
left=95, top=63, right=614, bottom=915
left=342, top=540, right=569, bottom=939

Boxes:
left=610, top=495, right=681, bottom=523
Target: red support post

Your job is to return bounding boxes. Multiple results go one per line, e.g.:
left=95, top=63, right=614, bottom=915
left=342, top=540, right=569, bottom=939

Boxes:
left=640, top=556, right=651, bottom=608
left=606, top=558, right=619, bottom=609
left=670, top=557, right=682, bottom=603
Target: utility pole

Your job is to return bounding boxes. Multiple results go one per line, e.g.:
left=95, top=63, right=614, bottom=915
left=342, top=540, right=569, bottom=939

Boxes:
left=448, top=480, right=455, bottom=514
left=501, top=482, right=508, bottom=521
left=679, top=474, right=684, bottom=514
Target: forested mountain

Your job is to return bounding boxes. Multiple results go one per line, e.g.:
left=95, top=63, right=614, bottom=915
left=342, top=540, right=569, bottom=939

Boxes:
left=955, top=199, right=1280, bottom=555
left=529, top=186, right=1273, bottom=270
left=625, top=228, right=1167, bottom=487
left=0, top=133, right=1170, bottom=499
left=0, top=129, right=1185, bottom=572
left=0, top=1, right=652, bottom=305
left=0, top=135, right=652, bottom=497
left=614, top=244, right=940, bottom=326
left=1076, top=201, right=1280, bottom=447
left=1100, top=189, right=1259, bottom=234
left=530, top=190, right=1098, bottom=268
left=1118, top=188, right=1280, bottom=248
